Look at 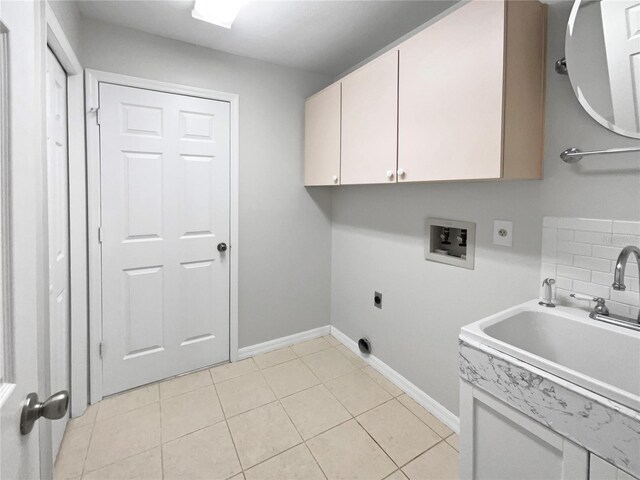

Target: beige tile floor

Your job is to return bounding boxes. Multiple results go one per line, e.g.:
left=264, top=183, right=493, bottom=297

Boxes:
left=55, top=335, right=459, bottom=480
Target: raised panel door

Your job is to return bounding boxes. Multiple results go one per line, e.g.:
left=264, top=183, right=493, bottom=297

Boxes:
left=99, top=84, right=230, bottom=395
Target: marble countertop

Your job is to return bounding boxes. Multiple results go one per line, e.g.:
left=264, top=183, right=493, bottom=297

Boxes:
left=459, top=338, right=640, bottom=478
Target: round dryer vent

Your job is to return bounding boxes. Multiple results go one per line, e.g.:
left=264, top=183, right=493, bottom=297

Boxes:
left=358, top=338, right=372, bottom=355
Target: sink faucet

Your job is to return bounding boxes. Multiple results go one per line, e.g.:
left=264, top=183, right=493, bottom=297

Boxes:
left=612, top=245, right=640, bottom=322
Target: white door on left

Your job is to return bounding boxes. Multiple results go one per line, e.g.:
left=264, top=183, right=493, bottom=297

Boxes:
left=45, top=46, right=70, bottom=458
left=1, top=1, right=61, bottom=478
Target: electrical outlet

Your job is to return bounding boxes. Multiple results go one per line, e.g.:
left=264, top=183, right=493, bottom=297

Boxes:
left=374, top=291, right=382, bottom=309
left=493, top=220, right=513, bottom=247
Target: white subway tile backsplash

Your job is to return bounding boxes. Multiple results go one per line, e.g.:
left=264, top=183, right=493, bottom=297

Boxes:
left=607, top=301, right=631, bottom=317
left=613, top=221, right=640, bottom=236
left=557, top=241, right=591, bottom=256
left=625, top=265, right=639, bottom=278
left=556, top=218, right=612, bottom=233
left=573, top=255, right=610, bottom=273
left=556, top=264, right=591, bottom=281
left=591, top=271, right=613, bottom=287
left=555, top=276, right=572, bottom=290
left=611, top=289, right=640, bottom=307
left=556, top=252, right=573, bottom=266
left=541, top=228, right=557, bottom=263
left=541, top=216, right=639, bottom=313
left=592, top=245, right=623, bottom=261
left=573, top=231, right=611, bottom=245
left=557, top=229, right=574, bottom=241
left=612, top=234, right=640, bottom=248
left=572, top=280, right=610, bottom=299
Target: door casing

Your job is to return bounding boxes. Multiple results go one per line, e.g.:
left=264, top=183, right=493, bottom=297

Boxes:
left=85, top=70, right=240, bottom=404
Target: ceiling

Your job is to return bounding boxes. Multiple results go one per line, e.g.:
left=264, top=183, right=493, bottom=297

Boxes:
left=75, top=0, right=457, bottom=77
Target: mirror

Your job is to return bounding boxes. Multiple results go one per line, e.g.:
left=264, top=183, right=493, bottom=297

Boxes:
left=566, top=0, right=640, bottom=139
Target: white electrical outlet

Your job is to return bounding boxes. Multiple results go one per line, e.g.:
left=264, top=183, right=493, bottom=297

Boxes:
left=493, top=220, right=513, bottom=247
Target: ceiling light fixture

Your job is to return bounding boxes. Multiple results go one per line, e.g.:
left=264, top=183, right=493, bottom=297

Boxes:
left=192, top=0, right=248, bottom=29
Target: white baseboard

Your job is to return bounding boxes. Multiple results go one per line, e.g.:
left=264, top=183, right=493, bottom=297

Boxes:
left=237, top=325, right=331, bottom=360
left=330, top=326, right=460, bottom=433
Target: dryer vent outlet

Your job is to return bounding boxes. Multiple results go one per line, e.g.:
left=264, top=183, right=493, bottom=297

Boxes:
left=358, top=338, right=372, bottom=355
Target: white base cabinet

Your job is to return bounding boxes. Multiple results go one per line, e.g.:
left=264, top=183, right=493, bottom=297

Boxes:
left=460, top=381, right=590, bottom=480
left=460, top=381, right=640, bottom=480
left=590, top=456, right=638, bottom=480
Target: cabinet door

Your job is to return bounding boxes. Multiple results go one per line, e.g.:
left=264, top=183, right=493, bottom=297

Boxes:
left=460, top=382, right=589, bottom=480
left=398, top=0, right=505, bottom=182
left=304, top=83, right=341, bottom=186
left=341, top=49, right=398, bottom=185
left=590, top=455, right=638, bottom=480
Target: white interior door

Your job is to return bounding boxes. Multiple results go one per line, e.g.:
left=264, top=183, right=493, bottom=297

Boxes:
left=45, top=47, right=70, bottom=457
left=601, top=0, right=640, bottom=132
left=1, top=1, right=49, bottom=478
left=99, top=83, right=230, bottom=396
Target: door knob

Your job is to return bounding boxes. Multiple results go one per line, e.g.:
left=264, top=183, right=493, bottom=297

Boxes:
left=217, top=243, right=227, bottom=252
left=20, top=390, right=69, bottom=435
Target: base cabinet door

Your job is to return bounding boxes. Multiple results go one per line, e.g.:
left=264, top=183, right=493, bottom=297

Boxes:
left=460, top=381, right=589, bottom=480
left=590, top=455, right=639, bottom=480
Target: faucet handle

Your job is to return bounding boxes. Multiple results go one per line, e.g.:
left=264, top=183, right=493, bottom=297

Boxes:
left=570, top=293, right=610, bottom=316
left=570, top=293, right=595, bottom=301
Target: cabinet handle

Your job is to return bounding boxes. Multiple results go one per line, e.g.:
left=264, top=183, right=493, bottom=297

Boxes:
left=386, top=170, right=394, bottom=179
left=397, top=168, right=405, bottom=177
left=332, top=175, right=339, bottom=184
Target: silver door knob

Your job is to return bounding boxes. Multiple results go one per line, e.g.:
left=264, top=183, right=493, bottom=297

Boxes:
left=217, top=243, right=227, bottom=252
left=20, top=390, right=69, bottom=435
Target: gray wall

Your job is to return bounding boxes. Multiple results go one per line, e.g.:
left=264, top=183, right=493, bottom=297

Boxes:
left=62, top=1, right=639, bottom=417
left=330, top=1, right=640, bottom=416
left=78, top=18, right=334, bottom=348
left=541, top=2, right=640, bottom=220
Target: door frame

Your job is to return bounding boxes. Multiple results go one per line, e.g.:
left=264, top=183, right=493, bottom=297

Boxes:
left=44, top=3, right=88, bottom=421
left=85, top=70, right=240, bottom=404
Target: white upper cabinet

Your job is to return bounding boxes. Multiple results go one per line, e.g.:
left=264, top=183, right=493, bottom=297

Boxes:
left=398, top=1, right=505, bottom=182
left=341, top=49, right=399, bottom=185
left=304, top=0, right=547, bottom=186
left=304, top=83, right=342, bottom=186
left=398, top=0, right=546, bottom=183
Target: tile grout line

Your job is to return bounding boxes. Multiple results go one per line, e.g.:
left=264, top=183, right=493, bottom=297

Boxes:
left=64, top=335, right=456, bottom=479
left=219, top=339, right=450, bottom=477
left=253, top=360, right=328, bottom=478
left=79, top=386, right=163, bottom=477
left=209, top=368, right=244, bottom=480
left=159, top=384, right=165, bottom=480
left=78, top=405, right=98, bottom=477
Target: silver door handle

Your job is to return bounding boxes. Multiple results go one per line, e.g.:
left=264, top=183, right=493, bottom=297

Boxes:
left=20, top=390, right=69, bottom=435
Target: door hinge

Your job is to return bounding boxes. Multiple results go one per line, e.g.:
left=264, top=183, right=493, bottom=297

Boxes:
left=98, top=226, right=103, bottom=243
left=96, top=108, right=101, bottom=125
left=99, top=341, right=104, bottom=358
